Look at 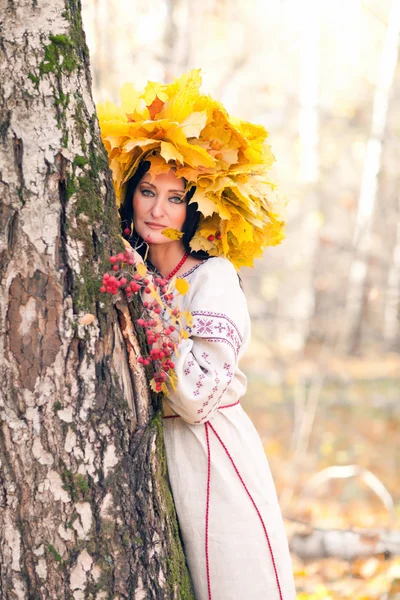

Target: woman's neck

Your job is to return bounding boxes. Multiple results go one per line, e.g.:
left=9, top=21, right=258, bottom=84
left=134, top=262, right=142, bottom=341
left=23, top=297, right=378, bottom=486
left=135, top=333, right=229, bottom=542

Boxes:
left=148, top=242, right=187, bottom=278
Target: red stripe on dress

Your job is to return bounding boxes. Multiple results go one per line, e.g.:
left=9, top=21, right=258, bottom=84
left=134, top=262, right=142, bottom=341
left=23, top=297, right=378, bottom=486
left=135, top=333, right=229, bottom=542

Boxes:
left=219, top=399, right=240, bottom=409
left=163, top=401, right=240, bottom=420
left=207, top=422, right=284, bottom=600
left=205, top=422, right=212, bottom=600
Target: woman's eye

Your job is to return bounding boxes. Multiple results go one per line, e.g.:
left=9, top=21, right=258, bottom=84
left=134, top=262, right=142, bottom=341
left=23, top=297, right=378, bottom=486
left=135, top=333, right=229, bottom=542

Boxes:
left=141, top=188, right=154, bottom=197
left=170, top=196, right=185, bottom=204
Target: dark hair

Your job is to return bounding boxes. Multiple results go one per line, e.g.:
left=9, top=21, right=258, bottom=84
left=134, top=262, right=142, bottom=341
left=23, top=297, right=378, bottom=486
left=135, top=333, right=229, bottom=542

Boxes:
left=119, top=159, right=209, bottom=262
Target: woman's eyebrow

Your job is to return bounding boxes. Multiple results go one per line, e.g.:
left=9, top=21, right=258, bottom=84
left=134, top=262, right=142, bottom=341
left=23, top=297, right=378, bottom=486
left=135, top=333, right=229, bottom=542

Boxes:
left=141, top=182, right=184, bottom=194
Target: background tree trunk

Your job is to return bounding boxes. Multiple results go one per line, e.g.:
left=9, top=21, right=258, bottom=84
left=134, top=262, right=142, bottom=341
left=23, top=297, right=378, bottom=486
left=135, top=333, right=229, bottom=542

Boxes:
left=0, top=1, right=194, bottom=598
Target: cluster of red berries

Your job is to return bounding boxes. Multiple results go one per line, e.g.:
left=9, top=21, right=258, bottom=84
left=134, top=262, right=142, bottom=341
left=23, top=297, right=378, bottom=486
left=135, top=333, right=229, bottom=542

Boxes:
left=100, top=250, right=181, bottom=393
left=207, top=231, right=222, bottom=242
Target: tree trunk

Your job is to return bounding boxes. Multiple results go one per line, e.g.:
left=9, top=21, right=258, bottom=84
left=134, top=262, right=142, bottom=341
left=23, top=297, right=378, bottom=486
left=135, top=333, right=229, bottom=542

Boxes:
left=0, top=1, right=194, bottom=598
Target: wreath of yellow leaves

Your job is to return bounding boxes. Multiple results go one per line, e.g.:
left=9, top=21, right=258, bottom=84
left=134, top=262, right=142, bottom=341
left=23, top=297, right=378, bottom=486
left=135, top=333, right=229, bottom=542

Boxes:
left=97, top=69, right=287, bottom=269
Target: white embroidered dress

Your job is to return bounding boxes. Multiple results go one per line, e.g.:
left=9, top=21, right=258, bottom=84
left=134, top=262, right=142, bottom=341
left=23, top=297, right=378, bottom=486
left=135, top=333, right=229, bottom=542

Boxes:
left=163, top=257, right=296, bottom=600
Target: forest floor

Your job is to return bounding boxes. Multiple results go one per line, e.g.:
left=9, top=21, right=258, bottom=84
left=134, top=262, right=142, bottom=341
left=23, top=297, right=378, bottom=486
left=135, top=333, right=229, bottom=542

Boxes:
left=243, top=351, right=400, bottom=600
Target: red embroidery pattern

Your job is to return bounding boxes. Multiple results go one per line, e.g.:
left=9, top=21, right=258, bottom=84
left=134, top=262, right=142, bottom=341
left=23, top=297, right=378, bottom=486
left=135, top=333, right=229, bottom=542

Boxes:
left=195, top=371, right=231, bottom=424
left=206, top=422, right=284, bottom=600
left=189, top=311, right=242, bottom=357
left=192, top=311, right=243, bottom=342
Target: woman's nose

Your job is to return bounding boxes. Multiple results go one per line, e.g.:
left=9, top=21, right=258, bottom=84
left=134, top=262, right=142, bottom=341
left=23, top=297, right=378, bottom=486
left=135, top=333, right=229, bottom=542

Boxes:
left=150, top=197, right=166, bottom=219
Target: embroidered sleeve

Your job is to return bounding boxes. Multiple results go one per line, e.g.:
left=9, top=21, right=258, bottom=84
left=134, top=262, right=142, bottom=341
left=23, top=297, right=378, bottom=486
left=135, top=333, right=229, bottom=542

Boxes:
left=165, top=258, right=249, bottom=424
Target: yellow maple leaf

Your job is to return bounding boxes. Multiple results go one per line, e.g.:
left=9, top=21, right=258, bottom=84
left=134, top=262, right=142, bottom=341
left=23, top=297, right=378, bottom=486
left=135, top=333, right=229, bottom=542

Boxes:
left=119, top=82, right=149, bottom=121
left=175, top=278, right=190, bottom=296
left=162, top=69, right=203, bottom=123
left=136, top=262, right=147, bottom=277
left=168, top=370, right=178, bottom=392
left=160, top=141, right=184, bottom=164
left=142, top=80, right=168, bottom=106
left=179, top=110, right=208, bottom=138
left=191, top=190, right=218, bottom=217
left=161, top=228, right=184, bottom=240
left=180, top=310, right=193, bottom=327
left=119, top=235, right=132, bottom=249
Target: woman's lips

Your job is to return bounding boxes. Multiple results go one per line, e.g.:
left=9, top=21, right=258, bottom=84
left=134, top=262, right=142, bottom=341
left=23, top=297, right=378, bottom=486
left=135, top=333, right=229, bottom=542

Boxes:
left=145, top=222, right=166, bottom=230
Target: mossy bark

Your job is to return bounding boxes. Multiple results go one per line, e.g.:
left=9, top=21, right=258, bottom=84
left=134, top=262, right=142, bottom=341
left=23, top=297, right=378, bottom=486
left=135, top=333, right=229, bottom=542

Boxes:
left=0, top=0, right=194, bottom=597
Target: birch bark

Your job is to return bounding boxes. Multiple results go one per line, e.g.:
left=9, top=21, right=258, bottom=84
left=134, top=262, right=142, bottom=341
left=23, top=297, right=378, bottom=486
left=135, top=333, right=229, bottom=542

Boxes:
left=0, top=1, right=193, bottom=598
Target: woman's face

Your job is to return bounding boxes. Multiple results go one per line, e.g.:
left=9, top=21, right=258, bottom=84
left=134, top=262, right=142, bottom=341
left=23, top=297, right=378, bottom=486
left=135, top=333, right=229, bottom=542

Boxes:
left=132, top=170, right=187, bottom=244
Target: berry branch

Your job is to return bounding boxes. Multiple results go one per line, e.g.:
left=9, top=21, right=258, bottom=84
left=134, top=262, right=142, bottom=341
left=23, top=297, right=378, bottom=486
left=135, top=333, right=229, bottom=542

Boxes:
left=100, top=248, right=190, bottom=394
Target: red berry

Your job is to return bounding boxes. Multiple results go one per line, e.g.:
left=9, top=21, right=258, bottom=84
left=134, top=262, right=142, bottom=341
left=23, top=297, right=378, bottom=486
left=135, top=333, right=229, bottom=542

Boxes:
left=216, top=232, right=221, bottom=240
left=143, top=302, right=149, bottom=308
left=144, top=359, right=150, bottom=366
left=103, top=273, right=110, bottom=281
left=117, top=253, right=125, bottom=262
left=109, top=256, right=118, bottom=264
left=112, top=265, right=119, bottom=271
left=137, top=318, right=145, bottom=326
left=207, top=234, right=215, bottom=241
left=120, top=277, right=127, bottom=286
left=123, top=228, right=131, bottom=235
left=100, top=285, right=107, bottom=293
left=145, top=287, right=151, bottom=294
left=134, top=273, right=142, bottom=281
left=169, top=361, right=175, bottom=369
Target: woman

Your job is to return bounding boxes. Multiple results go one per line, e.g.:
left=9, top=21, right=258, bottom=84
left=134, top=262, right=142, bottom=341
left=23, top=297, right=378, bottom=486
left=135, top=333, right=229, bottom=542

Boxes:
left=99, top=70, right=296, bottom=600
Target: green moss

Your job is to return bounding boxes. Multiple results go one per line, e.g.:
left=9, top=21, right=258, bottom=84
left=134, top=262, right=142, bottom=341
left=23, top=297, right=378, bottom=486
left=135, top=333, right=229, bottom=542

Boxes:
left=55, top=91, right=70, bottom=110
left=73, top=154, right=88, bottom=168
left=66, top=175, right=77, bottom=200
left=73, top=258, right=108, bottom=314
left=75, top=473, right=89, bottom=495
left=49, top=33, right=74, bottom=46
left=152, top=414, right=195, bottom=599
left=62, top=0, right=90, bottom=65
left=61, top=469, right=91, bottom=501
left=28, top=72, right=40, bottom=87
left=53, top=401, right=63, bottom=413
left=73, top=97, right=88, bottom=153
left=48, top=544, right=62, bottom=563
left=132, top=535, right=143, bottom=547
left=40, top=35, right=77, bottom=76
left=61, top=131, right=69, bottom=148
left=76, top=175, right=101, bottom=218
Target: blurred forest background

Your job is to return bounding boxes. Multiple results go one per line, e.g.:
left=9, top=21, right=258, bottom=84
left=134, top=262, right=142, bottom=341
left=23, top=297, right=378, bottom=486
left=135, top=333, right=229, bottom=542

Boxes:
left=81, top=0, right=400, bottom=597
